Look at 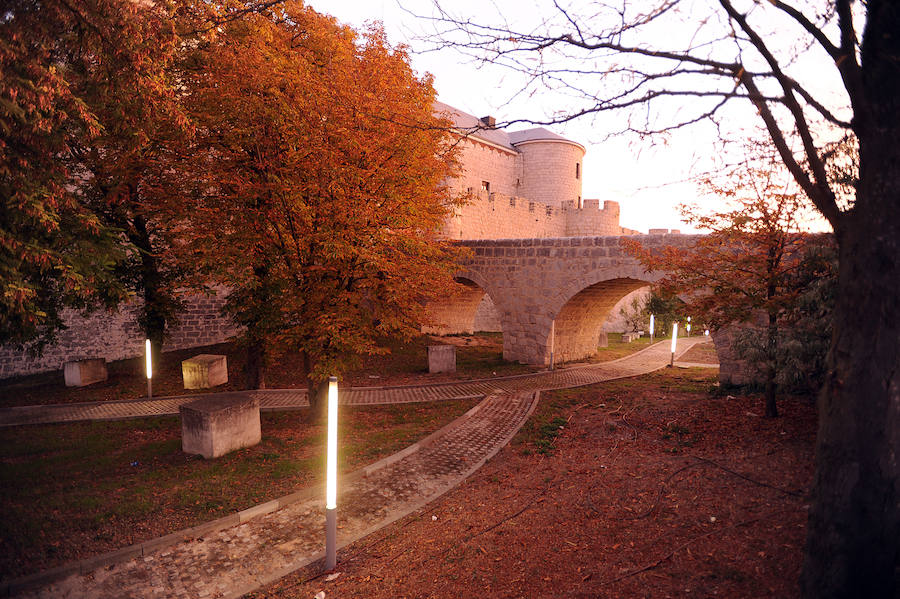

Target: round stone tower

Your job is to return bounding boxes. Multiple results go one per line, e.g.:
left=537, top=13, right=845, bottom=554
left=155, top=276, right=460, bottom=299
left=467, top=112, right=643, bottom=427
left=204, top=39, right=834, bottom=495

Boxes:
left=510, top=128, right=586, bottom=208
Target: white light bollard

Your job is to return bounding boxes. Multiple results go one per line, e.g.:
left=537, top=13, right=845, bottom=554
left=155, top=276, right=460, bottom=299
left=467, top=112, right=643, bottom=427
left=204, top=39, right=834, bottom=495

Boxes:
left=686, top=316, right=692, bottom=336
left=325, top=376, right=339, bottom=571
left=670, top=323, right=678, bottom=367
left=145, top=339, right=153, bottom=399
left=649, top=314, right=655, bottom=345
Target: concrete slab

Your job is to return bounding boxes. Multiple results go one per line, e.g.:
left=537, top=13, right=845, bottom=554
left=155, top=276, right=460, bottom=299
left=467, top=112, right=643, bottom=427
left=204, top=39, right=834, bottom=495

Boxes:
left=182, top=354, right=228, bottom=389
left=427, top=345, right=456, bottom=374
left=180, top=394, right=260, bottom=459
left=63, top=359, right=107, bottom=387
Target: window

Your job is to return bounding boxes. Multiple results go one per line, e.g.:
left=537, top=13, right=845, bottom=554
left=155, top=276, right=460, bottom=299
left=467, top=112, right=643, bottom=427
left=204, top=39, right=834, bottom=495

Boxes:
left=575, top=163, right=581, bottom=179
left=481, top=180, right=491, bottom=192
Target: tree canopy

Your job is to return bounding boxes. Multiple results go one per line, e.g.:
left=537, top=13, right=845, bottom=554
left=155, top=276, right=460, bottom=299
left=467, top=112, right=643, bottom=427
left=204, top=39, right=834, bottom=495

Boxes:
left=179, top=2, right=464, bottom=404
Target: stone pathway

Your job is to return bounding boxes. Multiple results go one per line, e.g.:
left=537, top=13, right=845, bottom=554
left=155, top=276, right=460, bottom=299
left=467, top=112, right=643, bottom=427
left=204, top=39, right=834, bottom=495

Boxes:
left=0, top=338, right=709, bottom=427
left=2, top=338, right=712, bottom=598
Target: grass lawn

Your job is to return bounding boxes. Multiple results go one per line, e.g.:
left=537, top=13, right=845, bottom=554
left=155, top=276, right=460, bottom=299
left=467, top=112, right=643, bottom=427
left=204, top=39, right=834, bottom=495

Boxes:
left=0, top=398, right=478, bottom=579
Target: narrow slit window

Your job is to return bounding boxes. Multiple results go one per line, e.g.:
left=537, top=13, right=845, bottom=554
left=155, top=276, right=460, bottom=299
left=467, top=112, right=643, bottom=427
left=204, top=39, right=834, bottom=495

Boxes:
left=575, top=163, right=581, bottom=179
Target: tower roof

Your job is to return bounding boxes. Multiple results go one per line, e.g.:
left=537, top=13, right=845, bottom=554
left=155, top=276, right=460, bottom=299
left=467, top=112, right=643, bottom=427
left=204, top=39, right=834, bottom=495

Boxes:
left=433, top=101, right=583, bottom=152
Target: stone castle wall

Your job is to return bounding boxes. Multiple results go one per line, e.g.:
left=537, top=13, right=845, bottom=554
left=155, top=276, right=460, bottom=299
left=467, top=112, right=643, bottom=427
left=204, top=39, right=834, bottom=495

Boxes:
left=515, top=140, right=584, bottom=207
left=0, top=290, right=240, bottom=380
left=445, top=191, right=634, bottom=240
left=452, top=138, right=520, bottom=197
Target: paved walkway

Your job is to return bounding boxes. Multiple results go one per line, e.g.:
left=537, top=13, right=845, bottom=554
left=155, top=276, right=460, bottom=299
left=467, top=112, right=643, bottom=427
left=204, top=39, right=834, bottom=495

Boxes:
left=0, top=338, right=710, bottom=427
left=3, top=338, right=712, bottom=598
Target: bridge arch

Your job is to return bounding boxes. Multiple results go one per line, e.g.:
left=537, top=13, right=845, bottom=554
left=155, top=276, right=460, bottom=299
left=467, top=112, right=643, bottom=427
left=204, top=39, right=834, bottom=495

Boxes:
left=455, top=236, right=695, bottom=366
left=422, top=274, right=503, bottom=336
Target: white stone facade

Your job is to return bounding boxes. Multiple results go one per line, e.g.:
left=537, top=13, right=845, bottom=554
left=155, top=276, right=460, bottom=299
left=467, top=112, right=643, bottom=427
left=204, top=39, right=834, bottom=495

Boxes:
left=437, top=102, right=639, bottom=240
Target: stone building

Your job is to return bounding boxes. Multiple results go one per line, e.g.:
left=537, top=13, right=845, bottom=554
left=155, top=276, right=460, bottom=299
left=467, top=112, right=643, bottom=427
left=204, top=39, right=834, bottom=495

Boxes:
left=436, top=102, right=640, bottom=240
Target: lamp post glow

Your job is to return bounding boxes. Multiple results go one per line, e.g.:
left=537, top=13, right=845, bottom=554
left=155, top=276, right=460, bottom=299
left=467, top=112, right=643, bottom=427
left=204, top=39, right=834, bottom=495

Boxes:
left=145, top=339, right=153, bottom=399
left=325, top=376, right=338, bottom=571
left=686, top=316, right=692, bottom=336
left=649, top=314, right=655, bottom=344
left=670, top=323, right=678, bottom=367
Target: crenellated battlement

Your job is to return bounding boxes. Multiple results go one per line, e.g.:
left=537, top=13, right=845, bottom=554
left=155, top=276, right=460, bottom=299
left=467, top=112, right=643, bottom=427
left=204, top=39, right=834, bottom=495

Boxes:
left=444, top=192, right=636, bottom=240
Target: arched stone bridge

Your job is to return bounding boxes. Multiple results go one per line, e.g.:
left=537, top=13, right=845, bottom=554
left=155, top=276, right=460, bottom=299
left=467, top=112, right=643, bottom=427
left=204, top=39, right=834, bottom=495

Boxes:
left=426, top=235, right=698, bottom=365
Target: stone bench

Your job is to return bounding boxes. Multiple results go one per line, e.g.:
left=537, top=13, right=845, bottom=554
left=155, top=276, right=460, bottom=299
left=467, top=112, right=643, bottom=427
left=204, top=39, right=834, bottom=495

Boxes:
left=63, top=358, right=108, bottom=387
left=180, top=394, right=260, bottom=459
left=427, top=345, right=456, bottom=373
left=621, top=332, right=639, bottom=343
left=182, top=354, right=228, bottom=389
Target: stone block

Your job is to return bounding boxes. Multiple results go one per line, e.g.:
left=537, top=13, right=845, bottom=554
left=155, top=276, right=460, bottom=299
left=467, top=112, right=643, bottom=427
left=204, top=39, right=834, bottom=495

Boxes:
left=63, top=358, right=108, bottom=387
left=597, top=332, right=608, bottom=348
left=427, top=345, right=457, bottom=374
left=182, top=354, right=228, bottom=389
left=180, top=394, right=260, bottom=459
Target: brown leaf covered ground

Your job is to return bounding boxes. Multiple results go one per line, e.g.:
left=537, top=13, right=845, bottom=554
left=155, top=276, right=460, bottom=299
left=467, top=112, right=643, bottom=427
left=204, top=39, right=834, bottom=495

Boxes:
left=250, top=369, right=816, bottom=599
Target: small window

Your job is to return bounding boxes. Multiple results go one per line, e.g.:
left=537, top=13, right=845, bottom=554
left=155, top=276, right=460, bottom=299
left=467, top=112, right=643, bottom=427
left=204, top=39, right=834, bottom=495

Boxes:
left=481, top=180, right=490, bottom=192
left=575, top=163, right=581, bottom=179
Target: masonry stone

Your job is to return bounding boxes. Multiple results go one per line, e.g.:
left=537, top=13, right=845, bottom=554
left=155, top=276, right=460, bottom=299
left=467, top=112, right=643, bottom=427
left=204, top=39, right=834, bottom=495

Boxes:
left=427, top=345, right=457, bottom=374
left=63, top=358, right=108, bottom=387
left=180, top=395, right=261, bottom=459
left=182, top=354, right=228, bottom=389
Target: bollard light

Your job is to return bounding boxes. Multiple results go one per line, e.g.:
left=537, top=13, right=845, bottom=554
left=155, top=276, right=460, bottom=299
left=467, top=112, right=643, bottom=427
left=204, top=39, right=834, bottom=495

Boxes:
left=670, top=323, right=678, bottom=366
left=686, top=316, right=692, bottom=336
left=705, top=329, right=710, bottom=337
left=145, top=339, right=153, bottom=399
left=649, top=314, right=655, bottom=344
left=325, top=376, right=338, bottom=570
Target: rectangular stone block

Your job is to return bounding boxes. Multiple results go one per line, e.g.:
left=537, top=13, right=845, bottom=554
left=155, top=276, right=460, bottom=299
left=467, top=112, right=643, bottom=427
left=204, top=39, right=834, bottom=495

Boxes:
left=182, top=354, right=228, bottom=389
left=427, top=345, right=457, bottom=374
left=63, top=358, right=108, bottom=387
left=180, top=395, right=260, bottom=459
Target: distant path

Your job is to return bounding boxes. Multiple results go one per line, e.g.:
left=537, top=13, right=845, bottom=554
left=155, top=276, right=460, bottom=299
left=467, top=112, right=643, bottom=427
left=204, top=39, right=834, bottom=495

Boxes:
left=3, top=337, right=713, bottom=598
left=0, top=338, right=710, bottom=427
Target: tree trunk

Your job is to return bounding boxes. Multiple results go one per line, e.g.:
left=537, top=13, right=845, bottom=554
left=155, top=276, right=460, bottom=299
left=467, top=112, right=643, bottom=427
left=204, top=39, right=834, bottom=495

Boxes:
left=244, top=337, right=267, bottom=390
left=133, top=214, right=166, bottom=368
left=801, top=5, right=900, bottom=594
left=303, top=352, right=328, bottom=424
left=764, top=313, right=778, bottom=418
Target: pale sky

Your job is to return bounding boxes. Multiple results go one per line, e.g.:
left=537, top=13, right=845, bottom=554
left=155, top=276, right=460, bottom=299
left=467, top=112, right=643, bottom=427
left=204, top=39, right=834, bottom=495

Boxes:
left=305, top=0, right=837, bottom=234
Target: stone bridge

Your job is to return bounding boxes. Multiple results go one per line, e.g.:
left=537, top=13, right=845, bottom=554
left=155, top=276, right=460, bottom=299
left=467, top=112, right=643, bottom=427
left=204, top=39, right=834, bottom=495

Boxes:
left=426, top=234, right=698, bottom=365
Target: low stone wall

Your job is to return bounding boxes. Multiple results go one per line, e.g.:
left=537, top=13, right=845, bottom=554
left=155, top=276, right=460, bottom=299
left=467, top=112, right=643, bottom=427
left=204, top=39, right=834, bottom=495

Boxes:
left=0, top=289, right=240, bottom=380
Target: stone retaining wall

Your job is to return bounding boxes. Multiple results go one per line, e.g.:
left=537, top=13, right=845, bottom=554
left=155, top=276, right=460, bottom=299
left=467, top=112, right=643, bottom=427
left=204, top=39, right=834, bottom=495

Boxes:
left=0, top=289, right=240, bottom=380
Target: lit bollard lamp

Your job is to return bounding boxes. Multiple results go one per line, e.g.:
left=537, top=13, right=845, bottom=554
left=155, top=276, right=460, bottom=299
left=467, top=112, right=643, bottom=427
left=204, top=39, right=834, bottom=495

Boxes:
left=145, top=339, right=153, bottom=399
left=670, top=323, right=678, bottom=367
left=649, top=314, right=655, bottom=345
left=325, top=376, right=339, bottom=571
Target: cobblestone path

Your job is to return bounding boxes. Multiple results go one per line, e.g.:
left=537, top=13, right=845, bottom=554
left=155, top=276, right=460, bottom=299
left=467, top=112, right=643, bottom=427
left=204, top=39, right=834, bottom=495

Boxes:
left=3, top=338, right=712, bottom=598
left=0, top=338, right=708, bottom=427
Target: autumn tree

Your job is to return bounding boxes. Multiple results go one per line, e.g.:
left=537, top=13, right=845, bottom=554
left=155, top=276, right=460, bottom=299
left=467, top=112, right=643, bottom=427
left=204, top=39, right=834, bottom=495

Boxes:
left=425, top=2, right=898, bottom=594
left=627, top=165, right=827, bottom=418
left=181, top=3, right=463, bottom=415
left=1, top=0, right=198, bottom=359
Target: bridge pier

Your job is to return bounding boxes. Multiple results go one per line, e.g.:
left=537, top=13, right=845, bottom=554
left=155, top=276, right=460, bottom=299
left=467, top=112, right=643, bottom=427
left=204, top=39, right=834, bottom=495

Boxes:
left=443, top=235, right=696, bottom=366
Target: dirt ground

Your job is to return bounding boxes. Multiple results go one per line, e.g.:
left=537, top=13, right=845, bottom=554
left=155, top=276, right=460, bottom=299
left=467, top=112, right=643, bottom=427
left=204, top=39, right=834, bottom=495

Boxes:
left=250, top=370, right=815, bottom=599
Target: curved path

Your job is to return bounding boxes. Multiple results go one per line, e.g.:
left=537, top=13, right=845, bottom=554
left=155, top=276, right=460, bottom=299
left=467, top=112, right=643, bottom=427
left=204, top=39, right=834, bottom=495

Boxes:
left=0, top=338, right=708, bottom=427
left=4, top=338, right=711, bottom=598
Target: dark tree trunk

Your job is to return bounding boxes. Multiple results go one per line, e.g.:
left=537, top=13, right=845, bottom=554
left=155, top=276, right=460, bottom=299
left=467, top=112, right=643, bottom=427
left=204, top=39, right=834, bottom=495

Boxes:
left=303, top=352, right=328, bottom=424
left=801, top=3, right=900, bottom=595
left=244, top=337, right=267, bottom=390
left=764, top=313, right=778, bottom=418
left=132, top=214, right=166, bottom=367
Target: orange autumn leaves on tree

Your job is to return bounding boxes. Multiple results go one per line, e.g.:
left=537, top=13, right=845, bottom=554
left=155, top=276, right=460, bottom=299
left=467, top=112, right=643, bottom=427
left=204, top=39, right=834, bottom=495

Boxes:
left=625, top=166, right=824, bottom=417
left=180, top=2, right=464, bottom=406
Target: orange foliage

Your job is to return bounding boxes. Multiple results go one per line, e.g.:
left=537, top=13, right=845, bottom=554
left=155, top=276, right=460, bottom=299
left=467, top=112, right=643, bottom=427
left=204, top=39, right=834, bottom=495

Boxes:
left=179, top=2, right=464, bottom=390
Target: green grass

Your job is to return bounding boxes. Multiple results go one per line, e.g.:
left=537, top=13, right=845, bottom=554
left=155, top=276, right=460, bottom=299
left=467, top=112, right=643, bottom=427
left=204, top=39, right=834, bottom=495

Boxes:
left=0, top=398, right=478, bottom=579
